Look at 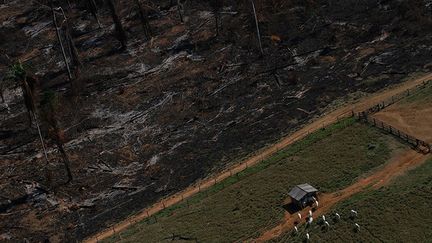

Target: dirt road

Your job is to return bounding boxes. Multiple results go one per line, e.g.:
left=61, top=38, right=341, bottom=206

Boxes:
left=85, top=73, right=432, bottom=243
left=254, top=150, right=430, bottom=242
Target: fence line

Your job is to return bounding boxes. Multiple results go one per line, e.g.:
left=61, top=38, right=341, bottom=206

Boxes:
left=86, top=79, right=431, bottom=242
left=355, top=114, right=431, bottom=154
left=354, top=79, right=431, bottom=154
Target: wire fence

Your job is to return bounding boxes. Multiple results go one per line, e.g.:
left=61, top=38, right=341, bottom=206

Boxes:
left=361, top=79, right=430, bottom=116
left=354, top=79, right=431, bottom=154
left=356, top=114, right=431, bottom=154
left=86, top=79, right=432, bottom=242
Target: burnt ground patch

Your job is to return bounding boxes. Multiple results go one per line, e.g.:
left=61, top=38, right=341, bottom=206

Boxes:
left=0, top=0, right=431, bottom=241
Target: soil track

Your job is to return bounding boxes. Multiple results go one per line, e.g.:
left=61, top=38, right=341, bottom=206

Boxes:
left=85, top=73, right=432, bottom=243
left=254, top=150, right=431, bottom=242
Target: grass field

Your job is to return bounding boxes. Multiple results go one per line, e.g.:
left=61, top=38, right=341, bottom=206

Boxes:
left=104, top=119, right=405, bottom=242
left=273, top=158, right=432, bottom=243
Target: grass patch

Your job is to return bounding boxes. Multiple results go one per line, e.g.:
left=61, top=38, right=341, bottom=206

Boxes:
left=274, top=158, right=432, bottom=243
left=103, top=119, right=402, bottom=242
left=402, top=82, right=432, bottom=105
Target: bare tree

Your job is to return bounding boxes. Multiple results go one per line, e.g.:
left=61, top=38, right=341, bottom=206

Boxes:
left=106, top=0, right=128, bottom=50
left=250, top=0, right=263, bottom=56
left=7, top=63, right=50, bottom=181
left=0, top=75, right=5, bottom=103
left=41, top=91, right=73, bottom=183
left=50, top=2, right=74, bottom=87
left=87, top=0, right=102, bottom=28
left=134, top=0, right=151, bottom=39
left=209, top=0, right=223, bottom=36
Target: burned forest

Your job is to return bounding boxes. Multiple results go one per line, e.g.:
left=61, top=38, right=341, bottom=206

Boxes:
left=0, top=0, right=431, bottom=242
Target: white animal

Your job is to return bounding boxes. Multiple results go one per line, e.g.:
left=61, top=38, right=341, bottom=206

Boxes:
left=351, top=209, right=358, bottom=217
left=315, top=200, right=319, bottom=207
left=309, top=210, right=313, bottom=217
left=297, top=213, right=302, bottom=219
left=294, top=226, right=298, bottom=233
left=306, top=233, right=310, bottom=241
left=324, top=221, right=330, bottom=227
left=322, top=215, right=326, bottom=221
left=335, top=213, right=341, bottom=219
left=308, top=216, right=313, bottom=224
left=354, top=223, right=360, bottom=231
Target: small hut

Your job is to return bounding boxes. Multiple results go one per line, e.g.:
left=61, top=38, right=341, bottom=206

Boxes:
left=288, top=183, right=318, bottom=208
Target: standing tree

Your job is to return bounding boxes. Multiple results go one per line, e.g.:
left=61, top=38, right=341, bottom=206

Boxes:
left=50, top=2, right=74, bottom=88
left=87, top=0, right=102, bottom=28
left=250, top=0, right=263, bottom=56
left=134, top=0, right=151, bottom=39
left=7, top=63, right=50, bottom=181
left=0, top=75, right=5, bottom=103
left=209, top=0, right=223, bottom=36
left=41, top=91, right=73, bottom=184
left=106, top=0, right=128, bottom=50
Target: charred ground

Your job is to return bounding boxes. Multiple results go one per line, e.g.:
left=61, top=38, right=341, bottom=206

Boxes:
left=0, top=0, right=431, bottom=241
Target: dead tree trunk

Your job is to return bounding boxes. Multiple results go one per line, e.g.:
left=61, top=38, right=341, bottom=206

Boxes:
left=0, top=77, right=4, bottom=103
left=106, top=0, right=128, bottom=50
left=210, top=0, right=223, bottom=37
left=134, top=0, right=151, bottom=39
left=250, top=0, right=263, bottom=56
left=56, top=141, right=73, bottom=183
left=87, top=0, right=102, bottom=28
left=50, top=2, right=74, bottom=87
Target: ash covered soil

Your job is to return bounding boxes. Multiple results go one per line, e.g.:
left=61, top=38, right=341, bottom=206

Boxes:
left=0, top=0, right=431, bottom=241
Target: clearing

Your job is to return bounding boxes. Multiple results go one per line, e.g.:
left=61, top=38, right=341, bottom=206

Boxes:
left=272, top=157, right=432, bottom=242
left=88, top=73, right=432, bottom=243
left=102, top=119, right=407, bottom=242
left=256, top=150, right=429, bottom=242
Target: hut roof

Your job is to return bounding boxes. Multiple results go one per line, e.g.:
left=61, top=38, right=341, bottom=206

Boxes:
left=288, top=184, right=318, bottom=201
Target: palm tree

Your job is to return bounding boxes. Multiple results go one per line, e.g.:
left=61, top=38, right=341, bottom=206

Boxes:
left=7, top=63, right=50, bottom=180
left=106, top=0, right=128, bottom=50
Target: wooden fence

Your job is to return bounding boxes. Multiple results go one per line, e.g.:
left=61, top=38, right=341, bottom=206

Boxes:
left=361, top=79, right=430, bottom=116
left=356, top=113, right=431, bottom=154
left=354, top=79, right=431, bottom=154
